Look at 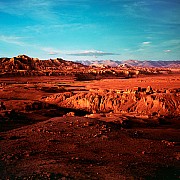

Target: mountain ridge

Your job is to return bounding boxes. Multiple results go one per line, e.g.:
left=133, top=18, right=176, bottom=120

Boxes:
left=75, top=59, right=180, bottom=68
left=1, top=55, right=180, bottom=68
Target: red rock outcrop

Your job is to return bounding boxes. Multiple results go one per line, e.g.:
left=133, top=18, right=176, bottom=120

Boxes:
left=44, top=88, right=180, bottom=116
left=0, top=55, right=86, bottom=77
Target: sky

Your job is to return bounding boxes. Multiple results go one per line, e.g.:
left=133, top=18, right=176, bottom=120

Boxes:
left=0, top=0, right=180, bottom=61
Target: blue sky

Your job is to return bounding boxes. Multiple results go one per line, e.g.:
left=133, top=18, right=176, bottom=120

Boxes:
left=0, top=0, right=180, bottom=60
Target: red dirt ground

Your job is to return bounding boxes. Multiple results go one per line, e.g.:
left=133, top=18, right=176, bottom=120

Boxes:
left=0, top=74, right=180, bottom=179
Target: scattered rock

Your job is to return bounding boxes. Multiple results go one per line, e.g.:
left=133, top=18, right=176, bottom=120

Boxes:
left=66, top=112, right=75, bottom=117
left=142, top=151, right=146, bottom=155
left=161, top=140, right=176, bottom=147
left=174, top=152, right=180, bottom=160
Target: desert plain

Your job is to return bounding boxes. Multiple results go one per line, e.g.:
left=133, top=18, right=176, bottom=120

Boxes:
left=0, top=56, right=180, bottom=179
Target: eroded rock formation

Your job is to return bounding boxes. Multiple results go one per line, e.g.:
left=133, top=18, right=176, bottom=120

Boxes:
left=44, top=87, right=180, bottom=116
left=1, top=55, right=176, bottom=78
left=0, top=55, right=86, bottom=77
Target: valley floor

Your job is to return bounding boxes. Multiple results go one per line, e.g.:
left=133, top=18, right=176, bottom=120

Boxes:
left=0, top=74, right=180, bottom=179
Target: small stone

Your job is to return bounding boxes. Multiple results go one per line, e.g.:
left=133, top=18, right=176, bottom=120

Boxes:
left=142, top=151, right=146, bottom=155
left=66, top=112, right=75, bottom=116
left=101, top=135, right=108, bottom=140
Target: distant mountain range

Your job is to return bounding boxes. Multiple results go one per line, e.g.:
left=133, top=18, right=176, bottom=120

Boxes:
left=75, top=60, right=180, bottom=68
left=1, top=55, right=180, bottom=70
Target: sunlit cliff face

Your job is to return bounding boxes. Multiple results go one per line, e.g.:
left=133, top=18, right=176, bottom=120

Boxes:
left=44, top=86, right=180, bottom=116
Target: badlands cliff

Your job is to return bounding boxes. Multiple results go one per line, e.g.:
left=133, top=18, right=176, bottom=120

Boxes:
left=44, top=87, right=180, bottom=117
left=0, top=55, right=86, bottom=77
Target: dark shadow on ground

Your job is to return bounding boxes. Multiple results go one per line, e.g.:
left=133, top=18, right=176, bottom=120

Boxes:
left=0, top=102, right=90, bottom=132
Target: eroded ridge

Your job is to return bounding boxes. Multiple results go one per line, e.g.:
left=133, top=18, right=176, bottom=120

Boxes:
left=44, top=86, right=180, bottom=117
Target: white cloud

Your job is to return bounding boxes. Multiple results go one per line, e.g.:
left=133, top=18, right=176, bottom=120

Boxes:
left=157, top=39, right=180, bottom=50
left=164, top=50, right=171, bottom=53
left=39, top=47, right=61, bottom=55
left=48, top=51, right=59, bottom=55
left=142, top=41, right=151, bottom=45
left=123, top=48, right=130, bottom=51
left=67, top=50, right=120, bottom=56
left=0, top=35, right=25, bottom=46
left=123, top=1, right=180, bottom=25
left=0, top=36, right=62, bottom=57
left=0, top=0, right=58, bottom=22
left=136, top=48, right=144, bottom=52
left=24, top=23, right=96, bottom=34
left=0, top=0, right=90, bottom=23
left=146, top=36, right=153, bottom=39
left=162, top=39, right=180, bottom=46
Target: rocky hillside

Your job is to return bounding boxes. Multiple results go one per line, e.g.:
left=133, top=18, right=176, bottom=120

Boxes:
left=0, top=55, right=86, bottom=76
left=44, top=87, right=180, bottom=117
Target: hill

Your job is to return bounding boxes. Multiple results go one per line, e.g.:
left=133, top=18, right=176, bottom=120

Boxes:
left=0, top=55, right=86, bottom=77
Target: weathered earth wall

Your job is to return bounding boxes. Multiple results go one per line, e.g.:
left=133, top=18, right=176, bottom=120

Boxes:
left=44, top=89, right=180, bottom=116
